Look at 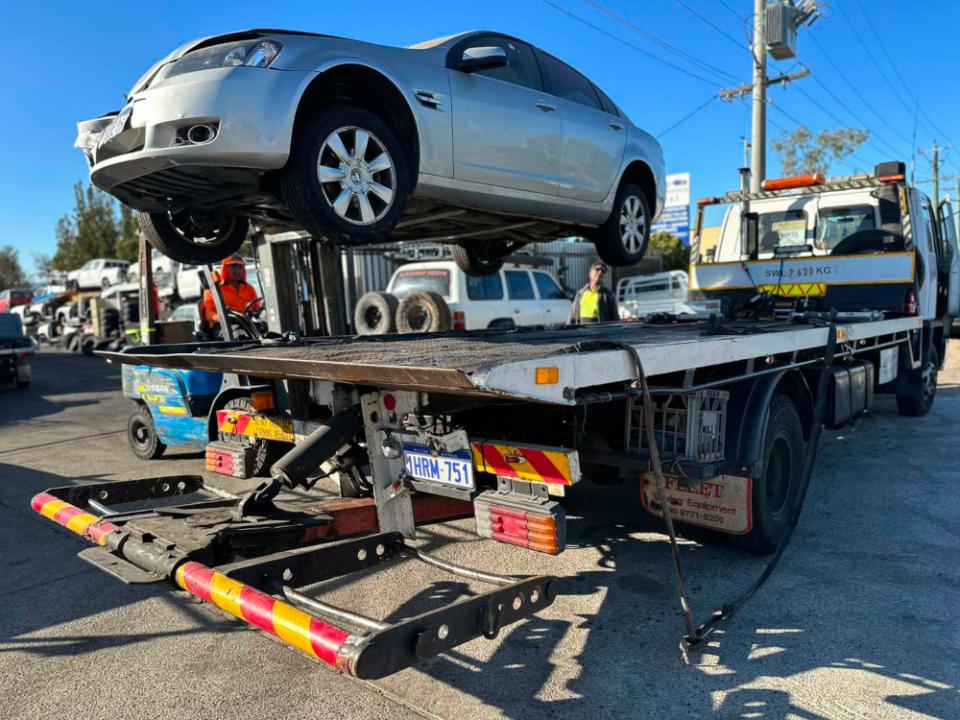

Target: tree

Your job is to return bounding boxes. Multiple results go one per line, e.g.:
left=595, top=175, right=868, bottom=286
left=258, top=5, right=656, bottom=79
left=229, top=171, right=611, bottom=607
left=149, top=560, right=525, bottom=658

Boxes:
left=114, top=203, right=140, bottom=262
left=649, top=231, right=690, bottom=272
left=772, top=125, right=870, bottom=176
left=51, top=182, right=136, bottom=271
left=0, top=246, right=28, bottom=290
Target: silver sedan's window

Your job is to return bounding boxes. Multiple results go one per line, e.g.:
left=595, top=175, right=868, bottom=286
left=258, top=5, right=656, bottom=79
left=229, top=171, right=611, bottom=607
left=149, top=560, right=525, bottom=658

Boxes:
left=464, top=37, right=541, bottom=91
left=536, top=51, right=602, bottom=110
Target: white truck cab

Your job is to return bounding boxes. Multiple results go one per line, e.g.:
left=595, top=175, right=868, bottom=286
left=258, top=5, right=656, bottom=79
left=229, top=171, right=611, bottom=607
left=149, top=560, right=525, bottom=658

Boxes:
left=691, top=162, right=957, bottom=415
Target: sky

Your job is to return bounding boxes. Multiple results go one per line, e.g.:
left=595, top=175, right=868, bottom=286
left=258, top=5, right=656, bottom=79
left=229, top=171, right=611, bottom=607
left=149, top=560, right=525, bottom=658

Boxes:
left=3, top=0, right=960, bottom=277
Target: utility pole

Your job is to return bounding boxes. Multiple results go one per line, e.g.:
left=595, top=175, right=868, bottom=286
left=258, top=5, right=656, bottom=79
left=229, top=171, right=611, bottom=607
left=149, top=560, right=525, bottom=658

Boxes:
left=720, top=2, right=821, bottom=191
left=751, top=0, right=767, bottom=192
left=932, top=141, right=939, bottom=210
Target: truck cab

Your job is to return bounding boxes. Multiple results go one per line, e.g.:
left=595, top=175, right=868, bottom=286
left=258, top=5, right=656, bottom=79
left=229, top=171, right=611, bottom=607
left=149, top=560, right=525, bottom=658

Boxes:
left=691, top=162, right=957, bottom=415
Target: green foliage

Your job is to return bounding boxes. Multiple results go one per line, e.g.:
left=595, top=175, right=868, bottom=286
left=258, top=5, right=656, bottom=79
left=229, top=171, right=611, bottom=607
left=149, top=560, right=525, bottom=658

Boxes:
left=772, top=125, right=870, bottom=176
left=50, top=183, right=140, bottom=271
left=0, top=246, right=28, bottom=290
left=649, top=231, right=690, bottom=272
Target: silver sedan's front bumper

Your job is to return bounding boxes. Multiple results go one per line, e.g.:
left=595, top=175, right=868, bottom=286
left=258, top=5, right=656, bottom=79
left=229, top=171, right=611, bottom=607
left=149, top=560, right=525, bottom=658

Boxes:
left=79, top=66, right=312, bottom=209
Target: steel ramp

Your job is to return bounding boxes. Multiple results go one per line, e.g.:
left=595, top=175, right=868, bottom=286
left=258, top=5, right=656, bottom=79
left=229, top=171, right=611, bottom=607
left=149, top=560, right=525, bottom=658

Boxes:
left=30, top=476, right=555, bottom=679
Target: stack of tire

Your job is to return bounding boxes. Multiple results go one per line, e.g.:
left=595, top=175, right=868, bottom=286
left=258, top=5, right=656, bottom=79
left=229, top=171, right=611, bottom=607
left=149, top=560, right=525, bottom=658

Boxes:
left=354, top=291, right=452, bottom=336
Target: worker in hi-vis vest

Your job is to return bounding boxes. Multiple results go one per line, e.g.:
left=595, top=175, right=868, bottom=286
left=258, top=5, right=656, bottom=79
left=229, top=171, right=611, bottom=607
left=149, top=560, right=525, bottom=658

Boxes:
left=568, top=261, right=619, bottom=324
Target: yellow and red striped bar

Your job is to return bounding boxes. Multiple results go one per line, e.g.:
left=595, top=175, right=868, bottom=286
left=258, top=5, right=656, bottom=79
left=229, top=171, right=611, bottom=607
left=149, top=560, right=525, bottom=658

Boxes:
left=175, top=562, right=354, bottom=672
left=31, top=491, right=362, bottom=675
left=30, top=492, right=120, bottom=545
left=216, top=409, right=296, bottom=443
left=471, top=440, right=580, bottom=489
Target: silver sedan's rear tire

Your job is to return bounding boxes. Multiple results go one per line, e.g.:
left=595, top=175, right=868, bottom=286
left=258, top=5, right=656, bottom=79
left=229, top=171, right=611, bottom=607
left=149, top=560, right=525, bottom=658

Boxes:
left=590, top=183, right=651, bottom=266
left=138, top=211, right=247, bottom=265
left=281, top=106, right=409, bottom=243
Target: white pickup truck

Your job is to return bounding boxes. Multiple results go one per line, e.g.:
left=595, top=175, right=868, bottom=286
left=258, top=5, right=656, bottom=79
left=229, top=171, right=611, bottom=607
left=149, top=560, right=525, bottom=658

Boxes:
left=692, top=162, right=958, bottom=415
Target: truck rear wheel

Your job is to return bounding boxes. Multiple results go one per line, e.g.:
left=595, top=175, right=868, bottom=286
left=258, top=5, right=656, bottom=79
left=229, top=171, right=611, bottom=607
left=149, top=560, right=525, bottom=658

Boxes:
left=396, top=291, right=451, bottom=333
left=128, top=405, right=166, bottom=460
left=354, top=291, right=398, bottom=335
left=736, top=394, right=804, bottom=555
left=896, top=348, right=938, bottom=417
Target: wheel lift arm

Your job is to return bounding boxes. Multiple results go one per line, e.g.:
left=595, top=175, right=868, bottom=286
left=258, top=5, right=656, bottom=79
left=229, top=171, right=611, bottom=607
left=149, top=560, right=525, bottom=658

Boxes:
left=30, top=475, right=555, bottom=679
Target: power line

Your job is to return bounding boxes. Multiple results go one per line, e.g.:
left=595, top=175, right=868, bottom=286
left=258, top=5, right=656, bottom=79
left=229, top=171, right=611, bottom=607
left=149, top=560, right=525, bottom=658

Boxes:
left=790, top=82, right=902, bottom=160
left=583, top=0, right=742, bottom=85
left=658, top=95, right=718, bottom=136
left=803, top=73, right=908, bottom=159
left=850, top=0, right=960, bottom=175
left=806, top=31, right=913, bottom=148
left=715, top=0, right=746, bottom=22
left=539, top=0, right=725, bottom=87
left=767, top=103, right=873, bottom=172
left=671, top=0, right=751, bottom=50
left=832, top=0, right=940, bottom=145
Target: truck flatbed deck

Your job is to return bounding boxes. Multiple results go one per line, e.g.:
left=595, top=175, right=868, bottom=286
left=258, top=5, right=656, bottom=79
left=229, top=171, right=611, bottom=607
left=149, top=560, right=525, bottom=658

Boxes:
left=104, top=316, right=920, bottom=403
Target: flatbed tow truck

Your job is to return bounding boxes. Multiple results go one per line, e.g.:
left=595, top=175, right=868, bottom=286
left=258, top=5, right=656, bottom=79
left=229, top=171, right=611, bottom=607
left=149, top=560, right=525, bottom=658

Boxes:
left=31, top=163, right=954, bottom=679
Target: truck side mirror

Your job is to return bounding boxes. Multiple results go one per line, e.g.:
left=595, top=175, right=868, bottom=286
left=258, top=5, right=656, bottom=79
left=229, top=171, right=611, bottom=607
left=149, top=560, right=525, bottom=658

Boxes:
left=742, top=212, right=759, bottom=260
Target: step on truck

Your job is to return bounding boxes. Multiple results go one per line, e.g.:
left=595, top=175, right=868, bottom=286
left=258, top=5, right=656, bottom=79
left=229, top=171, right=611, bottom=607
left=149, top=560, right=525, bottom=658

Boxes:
left=32, top=162, right=953, bottom=679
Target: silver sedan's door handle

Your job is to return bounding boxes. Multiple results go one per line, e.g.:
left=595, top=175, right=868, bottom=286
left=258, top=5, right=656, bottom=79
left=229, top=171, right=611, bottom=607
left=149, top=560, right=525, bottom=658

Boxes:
left=609, top=121, right=624, bottom=131
left=535, top=100, right=557, bottom=112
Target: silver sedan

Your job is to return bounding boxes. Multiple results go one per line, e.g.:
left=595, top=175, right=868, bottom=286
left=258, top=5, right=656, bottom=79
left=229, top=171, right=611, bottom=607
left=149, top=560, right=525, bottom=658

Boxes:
left=76, top=29, right=665, bottom=274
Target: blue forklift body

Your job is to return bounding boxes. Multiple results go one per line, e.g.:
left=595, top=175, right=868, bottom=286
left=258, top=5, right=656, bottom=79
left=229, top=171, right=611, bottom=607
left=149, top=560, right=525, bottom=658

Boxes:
left=122, top=364, right=223, bottom=449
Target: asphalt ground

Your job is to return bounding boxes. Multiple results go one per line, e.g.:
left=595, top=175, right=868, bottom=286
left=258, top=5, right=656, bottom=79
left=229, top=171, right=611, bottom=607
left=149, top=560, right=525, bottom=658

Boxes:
left=1, top=347, right=959, bottom=720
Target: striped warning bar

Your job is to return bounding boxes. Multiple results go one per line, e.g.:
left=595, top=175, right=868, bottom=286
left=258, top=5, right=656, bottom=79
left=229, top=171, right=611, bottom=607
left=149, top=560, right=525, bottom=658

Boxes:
left=30, top=491, right=361, bottom=674
left=471, top=440, right=581, bottom=487
left=175, top=562, right=353, bottom=670
left=30, top=492, right=120, bottom=545
left=216, top=409, right=295, bottom=443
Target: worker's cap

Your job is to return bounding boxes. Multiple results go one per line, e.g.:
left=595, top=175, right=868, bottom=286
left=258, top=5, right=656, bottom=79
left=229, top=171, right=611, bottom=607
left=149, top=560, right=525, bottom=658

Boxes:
left=590, top=261, right=608, bottom=273
left=221, top=254, right=245, bottom=267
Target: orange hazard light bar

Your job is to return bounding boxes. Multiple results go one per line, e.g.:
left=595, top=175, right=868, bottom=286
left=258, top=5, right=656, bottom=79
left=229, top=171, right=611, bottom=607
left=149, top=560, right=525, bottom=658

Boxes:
left=761, top=173, right=825, bottom=191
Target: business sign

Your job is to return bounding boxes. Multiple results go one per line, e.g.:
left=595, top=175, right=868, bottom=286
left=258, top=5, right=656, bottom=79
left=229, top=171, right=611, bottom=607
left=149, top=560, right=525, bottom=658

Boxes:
left=651, top=172, right=691, bottom=244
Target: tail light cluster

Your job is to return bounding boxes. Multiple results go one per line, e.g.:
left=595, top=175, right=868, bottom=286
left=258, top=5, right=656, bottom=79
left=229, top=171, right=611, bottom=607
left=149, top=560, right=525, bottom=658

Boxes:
left=453, top=311, right=466, bottom=331
left=474, top=491, right=566, bottom=554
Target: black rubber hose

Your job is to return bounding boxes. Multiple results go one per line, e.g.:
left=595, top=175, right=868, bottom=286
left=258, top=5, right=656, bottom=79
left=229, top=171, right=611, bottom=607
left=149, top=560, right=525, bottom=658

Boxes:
left=270, top=406, right=361, bottom=489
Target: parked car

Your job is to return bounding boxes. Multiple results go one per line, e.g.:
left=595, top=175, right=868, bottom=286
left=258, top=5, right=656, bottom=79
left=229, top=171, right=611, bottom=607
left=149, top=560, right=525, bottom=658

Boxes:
left=75, top=30, right=664, bottom=274
left=68, top=259, right=131, bottom=290
left=354, top=260, right=570, bottom=334
left=0, top=288, right=33, bottom=313
left=126, top=249, right=179, bottom=297
left=0, top=313, right=36, bottom=389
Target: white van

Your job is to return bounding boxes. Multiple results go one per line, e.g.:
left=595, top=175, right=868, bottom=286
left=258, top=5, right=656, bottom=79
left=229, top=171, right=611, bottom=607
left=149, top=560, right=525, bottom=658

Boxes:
left=356, top=261, right=571, bottom=334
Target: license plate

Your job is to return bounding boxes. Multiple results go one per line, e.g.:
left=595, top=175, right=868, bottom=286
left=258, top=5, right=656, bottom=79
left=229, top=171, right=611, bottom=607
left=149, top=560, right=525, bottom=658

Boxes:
left=403, top=445, right=474, bottom=490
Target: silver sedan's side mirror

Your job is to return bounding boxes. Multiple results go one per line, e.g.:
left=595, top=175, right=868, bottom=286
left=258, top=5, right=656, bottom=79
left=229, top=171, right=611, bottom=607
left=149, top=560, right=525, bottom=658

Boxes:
left=459, top=46, right=508, bottom=72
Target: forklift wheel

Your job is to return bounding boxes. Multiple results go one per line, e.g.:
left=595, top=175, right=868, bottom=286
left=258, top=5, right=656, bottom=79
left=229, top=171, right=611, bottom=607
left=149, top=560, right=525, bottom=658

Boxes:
left=128, top=405, right=166, bottom=460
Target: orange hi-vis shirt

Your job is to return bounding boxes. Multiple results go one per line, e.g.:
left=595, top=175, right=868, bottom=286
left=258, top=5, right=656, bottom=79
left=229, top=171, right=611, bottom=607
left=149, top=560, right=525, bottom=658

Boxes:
left=201, top=281, right=259, bottom=328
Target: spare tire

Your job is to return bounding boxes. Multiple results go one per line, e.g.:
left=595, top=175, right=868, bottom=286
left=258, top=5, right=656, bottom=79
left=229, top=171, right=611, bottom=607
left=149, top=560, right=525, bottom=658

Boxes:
left=354, top=291, right=398, bottom=335
left=396, top=291, right=452, bottom=333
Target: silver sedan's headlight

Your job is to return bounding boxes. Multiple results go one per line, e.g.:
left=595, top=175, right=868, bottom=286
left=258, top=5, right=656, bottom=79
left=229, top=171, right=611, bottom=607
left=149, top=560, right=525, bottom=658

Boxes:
left=167, top=40, right=282, bottom=79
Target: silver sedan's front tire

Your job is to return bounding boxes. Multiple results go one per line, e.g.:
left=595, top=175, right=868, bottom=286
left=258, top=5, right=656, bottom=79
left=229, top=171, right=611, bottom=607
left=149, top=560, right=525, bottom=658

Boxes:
left=281, top=106, right=409, bottom=243
left=590, top=183, right=652, bottom=266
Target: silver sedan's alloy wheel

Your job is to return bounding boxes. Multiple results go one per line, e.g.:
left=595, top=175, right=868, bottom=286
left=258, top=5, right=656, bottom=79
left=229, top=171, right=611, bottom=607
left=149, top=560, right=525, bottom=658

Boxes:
left=619, top=195, right=647, bottom=254
left=317, top=126, right=396, bottom=226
